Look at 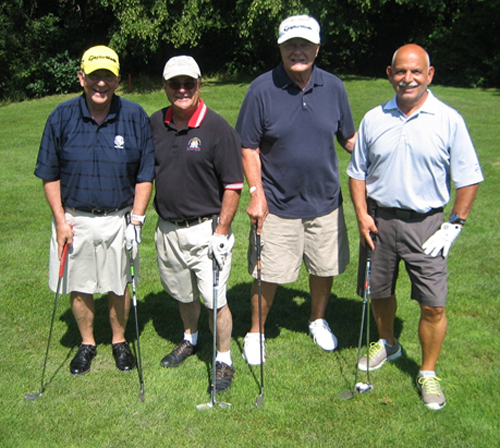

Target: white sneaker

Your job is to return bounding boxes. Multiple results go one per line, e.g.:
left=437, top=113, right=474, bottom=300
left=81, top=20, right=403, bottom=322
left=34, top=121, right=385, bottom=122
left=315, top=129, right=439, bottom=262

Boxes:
left=242, top=332, right=265, bottom=365
left=309, top=319, right=338, bottom=351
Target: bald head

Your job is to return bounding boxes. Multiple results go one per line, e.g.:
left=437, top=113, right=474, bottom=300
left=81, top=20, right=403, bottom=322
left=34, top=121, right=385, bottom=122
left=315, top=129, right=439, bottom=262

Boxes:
left=391, top=44, right=431, bottom=69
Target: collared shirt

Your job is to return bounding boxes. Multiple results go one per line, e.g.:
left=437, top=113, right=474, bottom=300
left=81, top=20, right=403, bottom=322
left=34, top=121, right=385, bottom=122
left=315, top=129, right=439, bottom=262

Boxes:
left=236, top=63, right=355, bottom=219
left=35, top=94, right=155, bottom=210
left=347, top=90, right=484, bottom=213
left=151, top=99, right=244, bottom=221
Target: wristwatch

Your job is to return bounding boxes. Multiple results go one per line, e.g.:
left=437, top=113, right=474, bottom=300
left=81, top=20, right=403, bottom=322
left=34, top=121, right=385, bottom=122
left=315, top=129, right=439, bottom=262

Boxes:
left=449, top=213, right=466, bottom=226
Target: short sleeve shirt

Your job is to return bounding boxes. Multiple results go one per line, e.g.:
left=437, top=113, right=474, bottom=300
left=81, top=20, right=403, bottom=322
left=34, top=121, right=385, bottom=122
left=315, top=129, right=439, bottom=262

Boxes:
left=236, top=64, right=355, bottom=219
left=35, top=94, right=155, bottom=210
left=151, top=100, right=244, bottom=220
left=347, top=90, right=484, bottom=213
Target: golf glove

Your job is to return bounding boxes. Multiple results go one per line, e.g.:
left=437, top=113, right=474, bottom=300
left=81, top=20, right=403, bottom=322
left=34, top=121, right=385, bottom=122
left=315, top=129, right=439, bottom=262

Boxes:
left=125, top=223, right=142, bottom=252
left=422, top=222, right=462, bottom=258
left=208, top=233, right=234, bottom=269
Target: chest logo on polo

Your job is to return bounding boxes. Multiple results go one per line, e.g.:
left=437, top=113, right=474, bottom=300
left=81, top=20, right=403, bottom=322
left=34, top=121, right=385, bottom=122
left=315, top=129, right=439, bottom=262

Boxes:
left=114, top=135, right=125, bottom=149
left=186, top=137, right=202, bottom=152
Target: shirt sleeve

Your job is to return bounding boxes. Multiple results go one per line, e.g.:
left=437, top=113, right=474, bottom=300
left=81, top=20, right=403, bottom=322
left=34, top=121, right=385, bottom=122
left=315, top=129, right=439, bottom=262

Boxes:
left=235, top=87, right=263, bottom=150
left=449, top=113, right=484, bottom=188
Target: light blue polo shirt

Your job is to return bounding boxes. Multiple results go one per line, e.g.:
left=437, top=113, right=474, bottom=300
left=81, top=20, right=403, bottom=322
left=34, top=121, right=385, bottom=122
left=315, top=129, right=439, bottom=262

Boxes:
left=347, top=90, right=484, bottom=213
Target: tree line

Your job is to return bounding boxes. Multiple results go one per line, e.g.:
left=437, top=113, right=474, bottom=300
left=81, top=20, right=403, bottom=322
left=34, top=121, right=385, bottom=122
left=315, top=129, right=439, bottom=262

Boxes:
left=1, top=0, right=499, bottom=101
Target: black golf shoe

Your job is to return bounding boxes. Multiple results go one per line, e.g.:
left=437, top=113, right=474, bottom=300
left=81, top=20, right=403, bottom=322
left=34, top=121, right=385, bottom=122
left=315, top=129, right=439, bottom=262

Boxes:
left=209, top=361, right=235, bottom=394
left=70, top=344, right=97, bottom=375
left=112, top=341, right=136, bottom=371
left=160, top=340, right=196, bottom=368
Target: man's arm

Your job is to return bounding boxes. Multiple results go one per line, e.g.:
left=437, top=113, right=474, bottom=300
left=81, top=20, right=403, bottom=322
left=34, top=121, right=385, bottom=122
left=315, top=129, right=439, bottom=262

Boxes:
left=242, top=147, right=268, bottom=234
left=338, top=132, right=357, bottom=154
left=215, top=189, right=242, bottom=235
left=43, top=180, right=73, bottom=259
left=131, top=181, right=153, bottom=224
left=349, top=177, right=377, bottom=250
left=449, top=183, right=479, bottom=221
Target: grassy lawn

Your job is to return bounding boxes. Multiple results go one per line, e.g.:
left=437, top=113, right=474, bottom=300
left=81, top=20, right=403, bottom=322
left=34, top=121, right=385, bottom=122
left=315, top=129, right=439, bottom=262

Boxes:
left=0, top=77, right=498, bottom=448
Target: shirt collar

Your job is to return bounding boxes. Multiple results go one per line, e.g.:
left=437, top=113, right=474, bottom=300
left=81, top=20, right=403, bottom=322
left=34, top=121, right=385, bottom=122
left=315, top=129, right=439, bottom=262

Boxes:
left=164, top=99, right=207, bottom=128
left=384, top=89, right=437, bottom=116
left=275, top=63, right=324, bottom=91
left=79, top=94, right=120, bottom=121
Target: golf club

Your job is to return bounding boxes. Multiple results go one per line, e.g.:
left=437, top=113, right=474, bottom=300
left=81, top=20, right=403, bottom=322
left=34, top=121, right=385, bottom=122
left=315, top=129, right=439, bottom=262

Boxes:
left=126, top=213, right=145, bottom=402
left=255, top=230, right=264, bottom=408
left=196, top=218, right=232, bottom=410
left=24, top=241, right=69, bottom=402
left=340, top=233, right=375, bottom=400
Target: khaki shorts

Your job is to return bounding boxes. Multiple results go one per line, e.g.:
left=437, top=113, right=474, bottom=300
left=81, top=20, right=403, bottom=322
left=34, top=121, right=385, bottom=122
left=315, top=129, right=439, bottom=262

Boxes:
left=248, top=206, right=350, bottom=283
left=49, top=207, right=134, bottom=295
left=155, top=217, right=232, bottom=309
left=356, top=208, right=447, bottom=306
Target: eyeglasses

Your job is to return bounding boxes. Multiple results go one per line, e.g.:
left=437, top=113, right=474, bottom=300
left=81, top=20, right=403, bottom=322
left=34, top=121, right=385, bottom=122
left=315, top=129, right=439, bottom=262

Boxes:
left=85, top=73, right=117, bottom=82
left=166, top=80, right=198, bottom=90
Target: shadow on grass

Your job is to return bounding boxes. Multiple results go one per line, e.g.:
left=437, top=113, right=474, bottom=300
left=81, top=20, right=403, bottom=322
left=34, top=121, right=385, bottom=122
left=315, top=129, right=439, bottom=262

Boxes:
left=56, top=282, right=420, bottom=383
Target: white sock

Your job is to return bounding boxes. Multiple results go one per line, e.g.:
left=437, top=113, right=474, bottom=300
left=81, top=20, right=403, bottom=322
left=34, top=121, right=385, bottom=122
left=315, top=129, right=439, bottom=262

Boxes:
left=419, top=370, right=436, bottom=377
left=184, top=331, right=198, bottom=346
left=216, top=350, right=232, bottom=366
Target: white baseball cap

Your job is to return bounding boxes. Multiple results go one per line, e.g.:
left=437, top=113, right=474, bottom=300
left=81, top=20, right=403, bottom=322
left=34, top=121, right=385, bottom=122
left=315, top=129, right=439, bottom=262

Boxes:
left=162, top=55, right=201, bottom=81
left=277, top=15, right=321, bottom=45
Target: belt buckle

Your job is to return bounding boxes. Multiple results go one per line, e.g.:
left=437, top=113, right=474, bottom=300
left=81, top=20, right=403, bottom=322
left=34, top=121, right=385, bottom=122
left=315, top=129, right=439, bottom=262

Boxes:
left=395, top=209, right=411, bottom=220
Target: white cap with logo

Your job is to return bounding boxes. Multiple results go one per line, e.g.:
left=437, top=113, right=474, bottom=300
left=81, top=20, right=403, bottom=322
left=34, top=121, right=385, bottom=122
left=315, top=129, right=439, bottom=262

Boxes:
left=163, top=55, right=201, bottom=81
left=277, top=15, right=321, bottom=45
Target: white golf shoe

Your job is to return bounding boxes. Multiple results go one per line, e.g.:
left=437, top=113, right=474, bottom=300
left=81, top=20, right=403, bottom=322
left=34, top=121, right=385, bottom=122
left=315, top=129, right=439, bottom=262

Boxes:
left=309, top=319, right=338, bottom=351
left=242, top=332, right=266, bottom=365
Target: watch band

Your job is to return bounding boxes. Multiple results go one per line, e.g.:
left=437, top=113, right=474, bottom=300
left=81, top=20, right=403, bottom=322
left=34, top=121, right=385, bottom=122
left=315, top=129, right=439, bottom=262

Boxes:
left=449, top=213, right=466, bottom=226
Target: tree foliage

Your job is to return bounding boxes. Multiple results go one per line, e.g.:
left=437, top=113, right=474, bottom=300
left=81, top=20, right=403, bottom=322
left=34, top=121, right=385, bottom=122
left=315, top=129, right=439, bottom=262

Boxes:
left=1, top=0, right=499, bottom=101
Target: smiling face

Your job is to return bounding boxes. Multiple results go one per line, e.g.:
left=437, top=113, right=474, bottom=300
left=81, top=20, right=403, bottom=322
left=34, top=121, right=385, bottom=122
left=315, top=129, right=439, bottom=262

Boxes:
left=78, top=69, right=120, bottom=111
left=387, top=44, right=435, bottom=116
left=279, top=38, right=320, bottom=79
left=164, top=75, right=201, bottom=115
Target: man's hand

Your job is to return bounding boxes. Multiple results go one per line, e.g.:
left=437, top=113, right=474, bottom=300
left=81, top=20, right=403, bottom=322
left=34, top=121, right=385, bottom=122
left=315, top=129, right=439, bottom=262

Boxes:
left=125, top=223, right=142, bottom=252
left=208, top=233, right=234, bottom=269
left=422, top=222, right=462, bottom=258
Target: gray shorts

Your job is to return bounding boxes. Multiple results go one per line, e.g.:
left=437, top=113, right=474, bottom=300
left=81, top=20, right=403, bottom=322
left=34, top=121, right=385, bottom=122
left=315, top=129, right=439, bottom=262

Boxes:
left=49, top=207, right=134, bottom=295
left=357, top=207, right=448, bottom=306
left=155, top=217, right=232, bottom=309
left=248, top=206, right=350, bottom=283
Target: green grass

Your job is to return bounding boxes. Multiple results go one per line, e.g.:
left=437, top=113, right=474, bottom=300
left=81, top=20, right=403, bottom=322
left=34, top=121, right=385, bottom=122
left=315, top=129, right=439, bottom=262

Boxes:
left=0, top=78, right=499, bottom=448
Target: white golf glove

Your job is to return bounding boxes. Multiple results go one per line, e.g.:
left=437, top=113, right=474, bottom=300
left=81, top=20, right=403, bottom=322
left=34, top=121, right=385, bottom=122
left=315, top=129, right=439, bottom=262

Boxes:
left=125, top=223, right=142, bottom=252
left=422, top=222, right=462, bottom=258
left=208, top=233, right=234, bottom=269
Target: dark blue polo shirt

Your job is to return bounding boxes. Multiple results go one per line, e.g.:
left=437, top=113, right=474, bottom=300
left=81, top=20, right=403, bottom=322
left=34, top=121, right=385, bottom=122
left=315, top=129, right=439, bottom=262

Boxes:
left=35, top=94, right=155, bottom=211
left=236, top=63, right=355, bottom=219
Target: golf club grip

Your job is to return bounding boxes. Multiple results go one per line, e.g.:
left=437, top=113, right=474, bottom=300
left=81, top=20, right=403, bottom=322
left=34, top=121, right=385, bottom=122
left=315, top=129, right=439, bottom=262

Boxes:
left=59, top=242, right=69, bottom=278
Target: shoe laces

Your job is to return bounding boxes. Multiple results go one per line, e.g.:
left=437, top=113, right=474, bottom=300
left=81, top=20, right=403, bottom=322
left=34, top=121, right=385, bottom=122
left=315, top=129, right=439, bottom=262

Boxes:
left=418, top=376, right=442, bottom=396
left=367, top=341, right=384, bottom=359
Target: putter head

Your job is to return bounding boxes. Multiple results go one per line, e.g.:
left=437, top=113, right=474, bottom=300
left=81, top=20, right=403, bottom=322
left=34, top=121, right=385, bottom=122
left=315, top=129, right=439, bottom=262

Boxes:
left=23, top=392, right=42, bottom=402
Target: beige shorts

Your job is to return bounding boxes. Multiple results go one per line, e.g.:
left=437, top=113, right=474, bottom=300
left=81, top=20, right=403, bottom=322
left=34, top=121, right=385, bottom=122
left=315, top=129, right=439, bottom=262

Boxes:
left=155, top=217, right=232, bottom=309
left=49, top=207, right=135, bottom=295
left=248, top=206, right=350, bottom=283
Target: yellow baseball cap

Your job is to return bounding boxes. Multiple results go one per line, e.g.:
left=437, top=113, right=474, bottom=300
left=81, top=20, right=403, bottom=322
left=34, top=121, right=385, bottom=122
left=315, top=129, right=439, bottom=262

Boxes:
left=81, top=46, right=120, bottom=77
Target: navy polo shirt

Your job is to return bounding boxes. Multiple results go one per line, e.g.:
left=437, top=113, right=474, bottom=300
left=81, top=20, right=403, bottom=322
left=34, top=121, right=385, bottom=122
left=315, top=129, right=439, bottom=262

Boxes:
left=236, top=63, right=355, bottom=219
left=151, top=100, right=244, bottom=221
left=35, top=94, right=155, bottom=211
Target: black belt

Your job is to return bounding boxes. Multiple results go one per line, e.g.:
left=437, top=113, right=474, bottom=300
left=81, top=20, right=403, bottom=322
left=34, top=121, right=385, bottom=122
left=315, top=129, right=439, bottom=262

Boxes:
left=378, top=206, right=443, bottom=221
left=72, top=208, right=120, bottom=216
left=167, top=216, right=212, bottom=228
